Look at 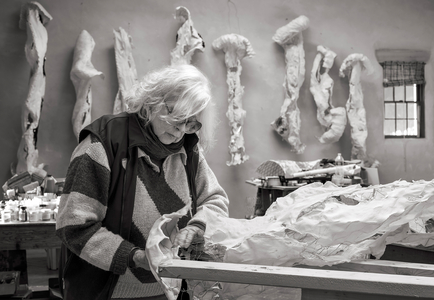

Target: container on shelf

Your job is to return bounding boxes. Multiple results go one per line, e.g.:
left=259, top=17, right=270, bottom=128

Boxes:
left=28, top=209, right=40, bottom=222
left=332, top=153, right=345, bottom=186
left=19, top=206, right=28, bottom=222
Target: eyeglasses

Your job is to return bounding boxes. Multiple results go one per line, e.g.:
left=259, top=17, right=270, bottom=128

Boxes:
left=163, top=102, right=202, bottom=134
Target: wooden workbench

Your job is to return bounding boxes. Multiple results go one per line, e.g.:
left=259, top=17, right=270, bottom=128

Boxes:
left=0, top=220, right=60, bottom=251
left=0, top=220, right=60, bottom=298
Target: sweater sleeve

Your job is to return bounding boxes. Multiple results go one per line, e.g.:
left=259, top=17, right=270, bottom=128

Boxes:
left=189, top=150, right=230, bottom=226
left=55, top=134, right=135, bottom=275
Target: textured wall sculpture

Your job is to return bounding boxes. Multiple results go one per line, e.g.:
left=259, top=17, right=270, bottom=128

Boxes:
left=270, top=15, right=309, bottom=154
left=339, top=53, right=373, bottom=160
left=15, top=1, right=52, bottom=176
left=113, top=27, right=138, bottom=114
left=70, top=30, right=104, bottom=142
left=170, top=6, right=205, bottom=65
left=310, top=45, right=347, bottom=143
left=213, top=34, right=254, bottom=166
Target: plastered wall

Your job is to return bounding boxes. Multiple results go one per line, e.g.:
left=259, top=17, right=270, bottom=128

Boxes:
left=0, top=0, right=433, bottom=218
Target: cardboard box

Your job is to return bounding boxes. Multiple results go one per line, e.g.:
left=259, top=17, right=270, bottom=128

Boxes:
left=361, top=167, right=380, bottom=186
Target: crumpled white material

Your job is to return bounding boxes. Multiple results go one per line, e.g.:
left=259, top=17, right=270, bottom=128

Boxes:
left=149, top=180, right=434, bottom=299
left=146, top=205, right=190, bottom=300
left=205, top=180, right=434, bottom=266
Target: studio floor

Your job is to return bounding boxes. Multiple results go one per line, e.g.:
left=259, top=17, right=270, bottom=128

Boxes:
left=13, top=249, right=60, bottom=300
left=27, top=249, right=58, bottom=288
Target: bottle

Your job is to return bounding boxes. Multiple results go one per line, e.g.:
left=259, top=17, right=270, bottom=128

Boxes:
left=333, top=153, right=345, bottom=186
left=44, top=175, right=56, bottom=194
left=19, top=206, right=28, bottom=222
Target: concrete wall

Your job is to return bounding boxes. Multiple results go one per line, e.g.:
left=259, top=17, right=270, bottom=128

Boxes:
left=1, top=0, right=433, bottom=218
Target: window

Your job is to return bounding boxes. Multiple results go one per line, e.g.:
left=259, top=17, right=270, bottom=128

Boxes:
left=380, top=61, right=425, bottom=138
left=383, top=83, right=424, bottom=137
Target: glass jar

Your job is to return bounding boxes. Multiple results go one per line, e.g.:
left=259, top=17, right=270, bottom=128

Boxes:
left=19, top=206, right=28, bottom=222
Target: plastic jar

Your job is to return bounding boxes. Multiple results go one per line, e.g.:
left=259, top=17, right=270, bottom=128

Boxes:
left=1, top=210, right=11, bottom=222
left=28, top=209, right=40, bottom=222
left=41, top=209, right=52, bottom=221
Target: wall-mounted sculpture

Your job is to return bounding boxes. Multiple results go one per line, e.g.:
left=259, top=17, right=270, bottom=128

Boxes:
left=170, top=6, right=205, bottom=65
left=213, top=34, right=255, bottom=166
left=271, top=15, right=309, bottom=154
left=339, top=53, right=374, bottom=160
left=310, top=45, right=347, bottom=143
left=70, top=30, right=104, bottom=142
left=113, top=27, right=138, bottom=114
left=15, top=1, right=52, bottom=177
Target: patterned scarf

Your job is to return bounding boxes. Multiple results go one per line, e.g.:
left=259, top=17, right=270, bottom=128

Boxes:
left=140, top=122, right=185, bottom=160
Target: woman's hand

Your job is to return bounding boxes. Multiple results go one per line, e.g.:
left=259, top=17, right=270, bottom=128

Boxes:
left=173, top=225, right=204, bottom=249
left=132, top=249, right=151, bottom=271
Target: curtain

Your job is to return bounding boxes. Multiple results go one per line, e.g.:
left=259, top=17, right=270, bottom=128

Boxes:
left=379, top=61, right=425, bottom=87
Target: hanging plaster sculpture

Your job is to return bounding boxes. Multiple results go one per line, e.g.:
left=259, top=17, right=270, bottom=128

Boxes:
left=339, top=53, right=374, bottom=160
left=170, top=6, right=205, bottom=65
left=310, top=45, right=347, bottom=143
left=70, top=30, right=104, bottom=142
left=213, top=34, right=255, bottom=166
left=271, top=15, right=309, bottom=154
left=15, top=1, right=52, bottom=177
left=113, top=27, right=138, bottom=114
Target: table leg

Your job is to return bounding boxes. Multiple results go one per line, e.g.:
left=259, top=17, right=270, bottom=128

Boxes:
left=45, top=248, right=60, bottom=270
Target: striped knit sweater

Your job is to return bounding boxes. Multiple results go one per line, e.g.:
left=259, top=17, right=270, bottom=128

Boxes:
left=56, top=133, right=229, bottom=298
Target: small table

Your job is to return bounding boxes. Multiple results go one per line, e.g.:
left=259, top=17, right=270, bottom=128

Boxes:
left=0, top=220, right=61, bottom=297
left=245, top=180, right=301, bottom=216
left=0, top=220, right=60, bottom=251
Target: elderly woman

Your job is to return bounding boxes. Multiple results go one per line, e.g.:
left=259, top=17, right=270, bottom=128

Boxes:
left=56, top=64, right=230, bottom=300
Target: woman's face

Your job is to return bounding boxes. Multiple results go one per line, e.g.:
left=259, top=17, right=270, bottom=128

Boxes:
left=149, top=102, right=201, bottom=145
left=150, top=104, right=184, bottom=144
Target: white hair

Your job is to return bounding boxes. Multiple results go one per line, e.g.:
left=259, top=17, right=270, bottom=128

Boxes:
left=125, top=64, right=218, bottom=152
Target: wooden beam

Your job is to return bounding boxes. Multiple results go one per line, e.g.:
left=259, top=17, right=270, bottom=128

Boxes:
left=158, top=259, right=434, bottom=298
left=375, top=49, right=430, bottom=63
left=296, top=259, right=434, bottom=277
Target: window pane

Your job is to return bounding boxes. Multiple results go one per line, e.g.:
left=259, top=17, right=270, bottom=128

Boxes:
left=407, top=120, right=417, bottom=136
left=406, top=85, right=415, bottom=102
left=395, top=86, right=404, bottom=101
left=384, top=103, right=395, bottom=118
left=384, top=87, right=394, bottom=101
left=408, top=103, right=417, bottom=119
left=384, top=120, right=395, bottom=135
left=396, top=103, right=406, bottom=118
left=397, top=120, right=406, bottom=135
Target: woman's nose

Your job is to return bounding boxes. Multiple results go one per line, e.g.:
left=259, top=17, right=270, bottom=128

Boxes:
left=175, top=122, right=187, bottom=132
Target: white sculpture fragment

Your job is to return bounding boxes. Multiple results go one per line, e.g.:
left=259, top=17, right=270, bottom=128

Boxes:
left=271, top=15, right=309, bottom=154
left=146, top=207, right=189, bottom=300
left=113, top=27, right=138, bottom=114
left=70, top=30, right=104, bottom=142
left=170, top=6, right=205, bottom=65
left=15, top=1, right=52, bottom=177
left=310, top=45, right=347, bottom=143
left=213, top=34, right=255, bottom=166
left=339, top=53, right=374, bottom=160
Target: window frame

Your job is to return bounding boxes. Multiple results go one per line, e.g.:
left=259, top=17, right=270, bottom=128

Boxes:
left=383, top=83, right=425, bottom=139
